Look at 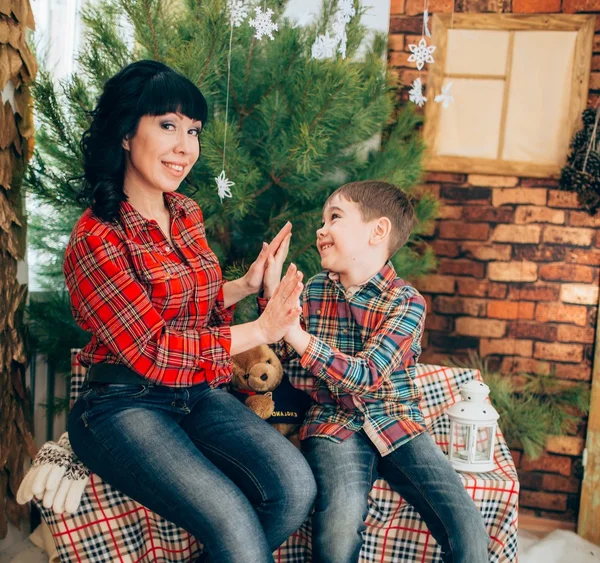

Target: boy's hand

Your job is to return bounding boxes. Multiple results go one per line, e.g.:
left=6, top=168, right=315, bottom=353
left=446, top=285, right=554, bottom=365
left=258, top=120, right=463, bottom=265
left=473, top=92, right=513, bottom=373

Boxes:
left=257, top=263, right=303, bottom=343
left=242, top=222, right=292, bottom=295
left=263, top=231, right=291, bottom=298
left=283, top=311, right=311, bottom=356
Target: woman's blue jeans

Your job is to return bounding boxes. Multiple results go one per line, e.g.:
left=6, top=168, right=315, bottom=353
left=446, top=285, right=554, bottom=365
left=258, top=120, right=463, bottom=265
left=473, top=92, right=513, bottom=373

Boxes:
left=68, top=382, right=316, bottom=563
left=303, top=431, right=490, bottom=563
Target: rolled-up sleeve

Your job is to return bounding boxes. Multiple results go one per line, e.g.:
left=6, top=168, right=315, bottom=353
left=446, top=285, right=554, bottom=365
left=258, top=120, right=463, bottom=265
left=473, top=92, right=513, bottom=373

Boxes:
left=299, top=294, right=426, bottom=395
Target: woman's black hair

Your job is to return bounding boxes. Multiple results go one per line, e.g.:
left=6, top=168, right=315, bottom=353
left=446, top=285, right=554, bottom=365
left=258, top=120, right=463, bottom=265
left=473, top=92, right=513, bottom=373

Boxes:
left=75, top=60, right=208, bottom=223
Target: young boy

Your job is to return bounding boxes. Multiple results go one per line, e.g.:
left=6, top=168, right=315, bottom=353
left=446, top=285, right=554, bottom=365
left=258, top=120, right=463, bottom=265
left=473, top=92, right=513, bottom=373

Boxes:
left=261, top=181, right=489, bottom=563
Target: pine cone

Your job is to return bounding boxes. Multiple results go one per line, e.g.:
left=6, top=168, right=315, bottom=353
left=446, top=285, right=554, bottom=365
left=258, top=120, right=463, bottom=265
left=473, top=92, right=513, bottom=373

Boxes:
left=571, top=130, right=589, bottom=152
left=578, top=186, right=600, bottom=215
left=571, top=169, right=595, bottom=194
left=559, top=165, right=576, bottom=192
left=585, top=151, right=600, bottom=176
left=582, top=108, right=598, bottom=127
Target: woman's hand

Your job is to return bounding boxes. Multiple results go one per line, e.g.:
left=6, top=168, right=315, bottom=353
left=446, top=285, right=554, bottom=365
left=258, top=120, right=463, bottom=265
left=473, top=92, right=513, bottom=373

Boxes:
left=243, top=222, right=292, bottom=295
left=257, top=263, right=303, bottom=343
left=263, top=231, right=291, bottom=299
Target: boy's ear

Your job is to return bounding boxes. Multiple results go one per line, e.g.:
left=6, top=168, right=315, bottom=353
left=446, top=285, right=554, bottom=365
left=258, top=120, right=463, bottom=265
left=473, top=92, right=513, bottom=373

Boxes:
left=370, top=217, right=392, bottom=247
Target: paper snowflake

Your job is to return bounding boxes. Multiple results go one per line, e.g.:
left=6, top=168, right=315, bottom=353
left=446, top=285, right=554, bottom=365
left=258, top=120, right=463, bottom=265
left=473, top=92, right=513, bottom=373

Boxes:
left=424, top=9, right=431, bottom=38
left=407, top=37, right=436, bottom=71
left=249, top=7, right=278, bottom=40
left=227, top=0, right=249, bottom=27
left=435, top=81, right=454, bottom=109
left=312, top=32, right=338, bottom=60
left=332, top=16, right=348, bottom=58
left=409, top=78, right=427, bottom=107
left=311, top=0, right=355, bottom=61
left=338, top=0, right=356, bottom=21
left=215, top=170, right=234, bottom=202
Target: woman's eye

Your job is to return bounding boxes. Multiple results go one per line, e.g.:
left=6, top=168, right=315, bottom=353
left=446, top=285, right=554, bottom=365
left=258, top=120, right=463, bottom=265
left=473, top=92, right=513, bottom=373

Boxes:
left=161, top=122, right=175, bottom=130
left=266, top=359, right=271, bottom=364
left=331, top=213, right=340, bottom=220
left=189, top=128, right=200, bottom=137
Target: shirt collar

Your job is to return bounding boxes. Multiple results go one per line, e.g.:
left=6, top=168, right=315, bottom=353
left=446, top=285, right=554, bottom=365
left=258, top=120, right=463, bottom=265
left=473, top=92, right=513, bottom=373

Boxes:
left=327, top=261, right=397, bottom=297
left=119, top=192, right=189, bottom=239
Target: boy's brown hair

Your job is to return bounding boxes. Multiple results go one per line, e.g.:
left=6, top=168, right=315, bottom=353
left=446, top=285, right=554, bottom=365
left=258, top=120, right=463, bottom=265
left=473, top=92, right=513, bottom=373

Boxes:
left=326, top=180, right=415, bottom=257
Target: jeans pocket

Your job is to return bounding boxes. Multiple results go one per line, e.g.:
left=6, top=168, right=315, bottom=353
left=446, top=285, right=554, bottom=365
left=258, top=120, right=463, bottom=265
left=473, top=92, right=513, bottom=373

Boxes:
left=89, top=384, right=151, bottom=402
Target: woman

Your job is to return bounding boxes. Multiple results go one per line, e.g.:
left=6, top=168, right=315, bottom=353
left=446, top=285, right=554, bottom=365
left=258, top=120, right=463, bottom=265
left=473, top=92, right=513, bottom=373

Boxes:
left=65, top=60, right=316, bottom=563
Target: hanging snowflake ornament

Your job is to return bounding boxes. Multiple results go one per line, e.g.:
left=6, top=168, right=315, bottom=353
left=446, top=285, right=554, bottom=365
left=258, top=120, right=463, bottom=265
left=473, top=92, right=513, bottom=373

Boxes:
left=311, top=0, right=356, bottom=61
left=435, top=81, right=454, bottom=109
left=312, top=32, right=338, bottom=60
left=334, top=0, right=355, bottom=58
left=409, top=78, right=427, bottom=107
left=249, top=7, right=278, bottom=40
left=407, top=37, right=436, bottom=71
left=332, top=15, right=348, bottom=58
left=423, top=9, right=431, bottom=38
left=338, top=0, right=356, bottom=20
left=215, top=170, right=234, bottom=202
left=227, top=0, right=249, bottom=27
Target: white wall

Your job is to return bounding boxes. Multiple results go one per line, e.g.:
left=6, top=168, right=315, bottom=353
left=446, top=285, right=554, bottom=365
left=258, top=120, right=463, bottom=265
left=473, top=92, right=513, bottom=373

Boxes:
left=31, top=0, right=89, bottom=80
left=286, top=0, right=389, bottom=32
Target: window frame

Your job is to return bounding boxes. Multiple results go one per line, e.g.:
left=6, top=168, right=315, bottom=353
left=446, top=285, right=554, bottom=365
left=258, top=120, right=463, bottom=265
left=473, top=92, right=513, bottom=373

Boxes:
left=422, top=14, right=595, bottom=178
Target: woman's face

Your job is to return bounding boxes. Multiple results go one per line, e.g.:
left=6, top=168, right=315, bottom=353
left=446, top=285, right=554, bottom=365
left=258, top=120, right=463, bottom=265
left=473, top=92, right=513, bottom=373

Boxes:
left=123, top=112, right=202, bottom=194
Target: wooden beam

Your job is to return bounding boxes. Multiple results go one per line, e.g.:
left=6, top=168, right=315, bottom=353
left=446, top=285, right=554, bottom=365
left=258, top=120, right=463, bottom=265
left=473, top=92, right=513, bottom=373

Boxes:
left=423, top=15, right=448, bottom=159
left=497, top=31, right=514, bottom=161
left=578, top=286, right=600, bottom=545
left=436, top=13, right=593, bottom=32
left=424, top=154, right=561, bottom=178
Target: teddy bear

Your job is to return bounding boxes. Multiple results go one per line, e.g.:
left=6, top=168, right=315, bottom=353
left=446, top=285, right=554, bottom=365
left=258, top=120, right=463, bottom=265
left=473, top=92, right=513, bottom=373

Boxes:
left=231, top=344, right=311, bottom=447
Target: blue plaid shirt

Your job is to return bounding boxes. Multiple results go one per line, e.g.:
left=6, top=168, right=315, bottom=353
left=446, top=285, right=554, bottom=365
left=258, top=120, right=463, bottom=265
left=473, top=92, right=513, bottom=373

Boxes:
left=260, top=262, right=427, bottom=456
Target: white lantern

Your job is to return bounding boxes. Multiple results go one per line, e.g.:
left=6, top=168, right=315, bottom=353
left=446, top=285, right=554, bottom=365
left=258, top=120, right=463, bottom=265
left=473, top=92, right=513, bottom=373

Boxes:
left=446, top=380, right=499, bottom=473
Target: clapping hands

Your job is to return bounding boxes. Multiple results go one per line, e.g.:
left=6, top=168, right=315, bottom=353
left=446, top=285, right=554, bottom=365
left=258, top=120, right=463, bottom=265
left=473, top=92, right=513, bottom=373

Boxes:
left=243, top=222, right=292, bottom=295
left=257, top=263, right=303, bottom=344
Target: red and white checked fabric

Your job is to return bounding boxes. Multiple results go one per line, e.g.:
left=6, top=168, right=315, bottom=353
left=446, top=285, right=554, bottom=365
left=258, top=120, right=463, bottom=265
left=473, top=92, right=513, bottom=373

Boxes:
left=36, top=350, right=518, bottom=563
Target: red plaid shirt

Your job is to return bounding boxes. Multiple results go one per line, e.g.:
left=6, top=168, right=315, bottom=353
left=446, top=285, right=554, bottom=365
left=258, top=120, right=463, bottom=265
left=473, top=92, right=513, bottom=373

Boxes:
left=63, top=192, right=234, bottom=387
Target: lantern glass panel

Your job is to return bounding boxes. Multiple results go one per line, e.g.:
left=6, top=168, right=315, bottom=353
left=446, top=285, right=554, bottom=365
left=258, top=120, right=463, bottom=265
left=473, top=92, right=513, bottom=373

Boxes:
left=451, top=423, right=471, bottom=461
left=475, top=426, right=494, bottom=462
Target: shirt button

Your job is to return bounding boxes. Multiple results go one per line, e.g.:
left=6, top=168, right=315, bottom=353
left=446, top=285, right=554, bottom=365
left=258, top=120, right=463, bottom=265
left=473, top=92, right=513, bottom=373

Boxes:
left=316, top=309, right=322, bottom=315
left=342, top=328, right=349, bottom=334
left=164, top=245, right=171, bottom=253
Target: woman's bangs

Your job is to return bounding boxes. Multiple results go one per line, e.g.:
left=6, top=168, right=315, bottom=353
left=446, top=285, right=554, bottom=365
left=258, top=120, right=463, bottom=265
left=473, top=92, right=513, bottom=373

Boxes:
left=136, top=71, right=208, bottom=125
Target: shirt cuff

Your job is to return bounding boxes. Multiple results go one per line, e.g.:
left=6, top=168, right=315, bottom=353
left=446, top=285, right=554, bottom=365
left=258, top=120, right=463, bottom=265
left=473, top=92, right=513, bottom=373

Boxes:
left=220, top=325, right=232, bottom=355
left=299, top=335, right=332, bottom=375
left=218, top=284, right=236, bottom=325
left=221, top=304, right=236, bottom=325
left=195, top=325, right=233, bottom=369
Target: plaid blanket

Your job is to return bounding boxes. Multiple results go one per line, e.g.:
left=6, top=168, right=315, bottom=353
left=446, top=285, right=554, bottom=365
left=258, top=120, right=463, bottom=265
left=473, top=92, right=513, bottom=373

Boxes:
left=35, top=350, right=518, bottom=562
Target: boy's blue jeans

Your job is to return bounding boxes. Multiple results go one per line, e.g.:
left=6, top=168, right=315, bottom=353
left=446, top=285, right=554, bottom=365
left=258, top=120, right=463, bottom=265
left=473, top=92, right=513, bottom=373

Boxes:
left=303, top=431, right=490, bottom=563
left=68, top=382, right=316, bottom=563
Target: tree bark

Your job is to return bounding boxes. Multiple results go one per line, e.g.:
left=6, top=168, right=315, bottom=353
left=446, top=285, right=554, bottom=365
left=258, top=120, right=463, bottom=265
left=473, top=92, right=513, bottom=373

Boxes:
left=0, top=0, right=37, bottom=539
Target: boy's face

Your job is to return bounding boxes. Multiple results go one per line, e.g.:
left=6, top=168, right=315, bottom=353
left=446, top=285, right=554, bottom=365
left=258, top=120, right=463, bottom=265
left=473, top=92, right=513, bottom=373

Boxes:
left=316, top=195, right=377, bottom=274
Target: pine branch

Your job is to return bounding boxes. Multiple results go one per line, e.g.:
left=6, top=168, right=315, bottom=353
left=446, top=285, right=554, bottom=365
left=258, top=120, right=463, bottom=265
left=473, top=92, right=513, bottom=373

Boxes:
left=142, top=0, right=161, bottom=60
left=240, top=37, right=258, bottom=128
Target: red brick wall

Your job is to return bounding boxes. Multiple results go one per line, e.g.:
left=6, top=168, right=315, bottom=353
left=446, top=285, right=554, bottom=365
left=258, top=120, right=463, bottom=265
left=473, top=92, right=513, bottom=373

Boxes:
left=389, top=0, right=600, bottom=523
